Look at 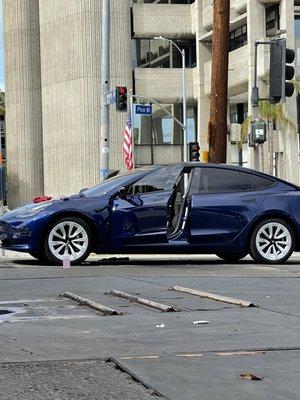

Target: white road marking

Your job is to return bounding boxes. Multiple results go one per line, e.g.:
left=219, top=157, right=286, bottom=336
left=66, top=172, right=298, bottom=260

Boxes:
left=0, top=298, right=67, bottom=305
left=1, top=314, right=98, bottom=323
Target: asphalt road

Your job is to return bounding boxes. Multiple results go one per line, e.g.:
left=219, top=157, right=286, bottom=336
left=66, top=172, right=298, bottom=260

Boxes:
left=0, top=254, right=299, bottom=399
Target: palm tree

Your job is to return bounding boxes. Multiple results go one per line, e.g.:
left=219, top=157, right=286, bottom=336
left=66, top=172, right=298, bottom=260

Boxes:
left=241, top=101, right=296, bottom=142
left=0, top=91, right=5, bottom=116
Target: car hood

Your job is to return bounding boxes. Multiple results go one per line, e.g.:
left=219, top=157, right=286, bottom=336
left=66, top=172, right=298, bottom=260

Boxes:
left=0, top=194, right=111, bottom=223
left=0, top=199, right=58, bottom=221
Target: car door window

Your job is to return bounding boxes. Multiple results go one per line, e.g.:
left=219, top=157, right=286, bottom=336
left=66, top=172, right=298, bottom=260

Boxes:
left=127, top=164, right=183, bottom=195
left=190, top=168, right=274, bottom=194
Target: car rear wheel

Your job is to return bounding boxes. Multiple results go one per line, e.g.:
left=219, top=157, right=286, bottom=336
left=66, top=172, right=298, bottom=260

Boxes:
left=44, top=217, right=91, bottom=265
left=216, top=252, right=248, bottom=263
left=250, top=218, right=294, bottom=264
left=29, top=252, right=48, bottom=263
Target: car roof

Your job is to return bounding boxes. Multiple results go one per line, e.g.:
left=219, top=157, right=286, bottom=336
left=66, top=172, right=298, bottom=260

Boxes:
left=144, top=162, right=299, bottom=190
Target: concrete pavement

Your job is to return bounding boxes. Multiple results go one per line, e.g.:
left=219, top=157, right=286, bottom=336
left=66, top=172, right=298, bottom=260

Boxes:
left=0, top=255, right=299, bottom=399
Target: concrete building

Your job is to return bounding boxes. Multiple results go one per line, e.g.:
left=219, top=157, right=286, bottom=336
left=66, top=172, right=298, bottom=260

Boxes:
left=3, top=0, right=300, bottom=207
left=3, top=0, right=131, bottom=207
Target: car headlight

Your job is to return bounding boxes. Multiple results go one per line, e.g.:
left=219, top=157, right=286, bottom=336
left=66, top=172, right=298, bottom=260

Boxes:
left=15, top=202, right=52, bottom=218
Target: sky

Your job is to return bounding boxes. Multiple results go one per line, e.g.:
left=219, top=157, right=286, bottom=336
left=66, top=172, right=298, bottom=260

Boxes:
left=0, top=0, right=4, bottom=90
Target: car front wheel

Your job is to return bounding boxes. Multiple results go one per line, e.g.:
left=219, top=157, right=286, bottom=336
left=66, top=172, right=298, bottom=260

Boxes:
left=44, top=217, right=91, bottom=265
left=250, top=218, right=294, bottom=264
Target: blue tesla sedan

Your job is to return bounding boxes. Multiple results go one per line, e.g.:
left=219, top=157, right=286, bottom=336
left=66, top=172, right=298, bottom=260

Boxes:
left=0, top=163, right=299, bottom=265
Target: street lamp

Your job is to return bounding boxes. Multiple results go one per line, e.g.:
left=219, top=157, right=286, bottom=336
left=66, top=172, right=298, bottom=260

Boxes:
left=154, top=36, right=187, bottom=162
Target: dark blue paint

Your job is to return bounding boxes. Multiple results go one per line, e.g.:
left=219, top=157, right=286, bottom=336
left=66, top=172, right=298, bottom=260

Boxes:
left=189, top=192, right=265, bottom=245
left=1, top=163, right=300, bottom=257
left=111, top=190, right=173, bottom=247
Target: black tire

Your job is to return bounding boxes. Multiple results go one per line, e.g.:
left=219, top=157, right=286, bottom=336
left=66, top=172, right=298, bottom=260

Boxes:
left=44, top=217, right=92, bottom=265
left=216, top=252, right=248, bottom=263
left=29, top=252, right=48, bottom=263
left=250, top=218, right=295, bottom=264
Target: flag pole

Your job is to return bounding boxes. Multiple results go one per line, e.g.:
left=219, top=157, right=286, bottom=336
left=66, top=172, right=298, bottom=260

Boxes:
left=130, top=90, right=135, bottom=169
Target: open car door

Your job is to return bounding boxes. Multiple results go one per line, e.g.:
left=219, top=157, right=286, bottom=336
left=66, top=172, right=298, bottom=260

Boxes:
left=110, top=165, right=183, bottom=248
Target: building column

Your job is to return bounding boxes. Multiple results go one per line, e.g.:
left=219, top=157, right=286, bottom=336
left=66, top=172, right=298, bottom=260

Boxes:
left=247, top=0, right=266, bottom=172
left=109, top=0, right=132, bottom=173
left=39, top=0, right=102, bottom=197
left=3, top=0, right=44, bottom=208
left=194, top=1, right=212, bottom=160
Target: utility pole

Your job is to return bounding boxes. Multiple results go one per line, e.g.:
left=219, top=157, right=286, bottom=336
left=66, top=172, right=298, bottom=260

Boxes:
left=209, top=0, right=230, bottom=163
left=100, top=0, right=110, bottom=181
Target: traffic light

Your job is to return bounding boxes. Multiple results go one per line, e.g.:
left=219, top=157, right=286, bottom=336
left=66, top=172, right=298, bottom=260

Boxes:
left=116, top=86, right=127, bottom=112
left=269, top=38, right=295, bottom=104
left=189, top=142, right=200, bottom=162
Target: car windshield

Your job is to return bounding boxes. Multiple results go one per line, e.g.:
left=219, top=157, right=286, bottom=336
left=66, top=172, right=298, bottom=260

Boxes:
left=81, top=169, right=156, bottom=197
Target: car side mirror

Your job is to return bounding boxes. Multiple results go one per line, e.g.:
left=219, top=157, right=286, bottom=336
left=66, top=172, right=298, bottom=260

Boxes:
left=116, top=186, right=126, bottom=198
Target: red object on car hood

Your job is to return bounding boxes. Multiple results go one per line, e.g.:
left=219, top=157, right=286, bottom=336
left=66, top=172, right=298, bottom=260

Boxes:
left=33, top=196, right=53, bottom=203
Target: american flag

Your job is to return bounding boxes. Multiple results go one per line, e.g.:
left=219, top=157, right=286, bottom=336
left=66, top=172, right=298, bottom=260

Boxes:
left=123, top=112, right=134, bottom=171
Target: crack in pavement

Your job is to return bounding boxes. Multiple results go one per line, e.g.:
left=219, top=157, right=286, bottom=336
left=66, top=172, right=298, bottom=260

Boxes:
left=0, top=346, right=299, bottom=367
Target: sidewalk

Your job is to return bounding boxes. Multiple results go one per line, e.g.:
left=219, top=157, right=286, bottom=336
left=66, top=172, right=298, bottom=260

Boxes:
left=1, top=250, right=300, bottom=263
left=0, top=250, right=229, bottom=262
left=0, top=250, right=300, bottom=263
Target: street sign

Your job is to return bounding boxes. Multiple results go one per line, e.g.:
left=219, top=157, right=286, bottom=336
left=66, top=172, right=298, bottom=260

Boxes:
left=135, top=104, right=152, bottom=116
left=251, top=121, right=267, bottom=144
left=106, top=90, right=116, bottom=105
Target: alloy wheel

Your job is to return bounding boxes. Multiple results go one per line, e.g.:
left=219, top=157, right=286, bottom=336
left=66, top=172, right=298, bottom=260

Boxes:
left=48, top=221, right=89, bottom=262
left=255, top=222, right=292, bottom=262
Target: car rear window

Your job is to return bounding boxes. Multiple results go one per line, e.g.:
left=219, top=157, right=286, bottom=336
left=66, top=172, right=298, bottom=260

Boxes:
left=190, top=168, right=274, bottom=194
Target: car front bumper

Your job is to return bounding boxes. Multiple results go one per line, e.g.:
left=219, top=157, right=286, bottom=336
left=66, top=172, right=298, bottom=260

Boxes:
left=0, top=221, right=32, bottom=252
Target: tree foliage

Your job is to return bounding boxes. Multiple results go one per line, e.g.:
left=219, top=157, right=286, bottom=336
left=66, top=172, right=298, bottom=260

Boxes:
left=0, top=91, right=5, bottom=115
left=240, top=75, right=298, bottom=146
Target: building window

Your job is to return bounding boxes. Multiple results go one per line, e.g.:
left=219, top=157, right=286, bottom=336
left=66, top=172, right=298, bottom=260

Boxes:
left=266, top=5, right=280, bottom=37
left=135, top=39, right=196, bottom=68
left=133, top=1, right=195, bottom=4
left=229, top=103, right=248, bottom=124
left=229, top=103, right=248, bottom=167
left=133, top=104, right=197, bottom=166
left=295, top=15, right=300, bottom=38
left=229, top=25, right=247, bottom=52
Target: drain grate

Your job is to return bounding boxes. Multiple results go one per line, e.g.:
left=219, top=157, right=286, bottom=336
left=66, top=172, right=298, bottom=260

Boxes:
left=0, top=309, right=13, bottom=315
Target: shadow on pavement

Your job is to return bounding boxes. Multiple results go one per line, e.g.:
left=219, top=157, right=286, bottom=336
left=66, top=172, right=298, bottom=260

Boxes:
left=10, top=257, right=290, bottom=267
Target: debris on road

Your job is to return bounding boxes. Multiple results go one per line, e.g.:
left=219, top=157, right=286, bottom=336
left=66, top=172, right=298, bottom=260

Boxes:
left=192, top=320, right=210, bottom=325
left=156, top=323, right=165, bottom=328
left=171, top=286, right=256, bottom=307
left=120, top=355, right=160, bottom=360
left=176, top=353, right=204, bottom=358
left=216, top=351, right=265, bottom=357
left=238, top=373, right=265, bottom=381
left=62, top=256, right=71, bottom=269
left=62, top=292, right=122, bottom=315
left=107, top=289, right=177, bottom=312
